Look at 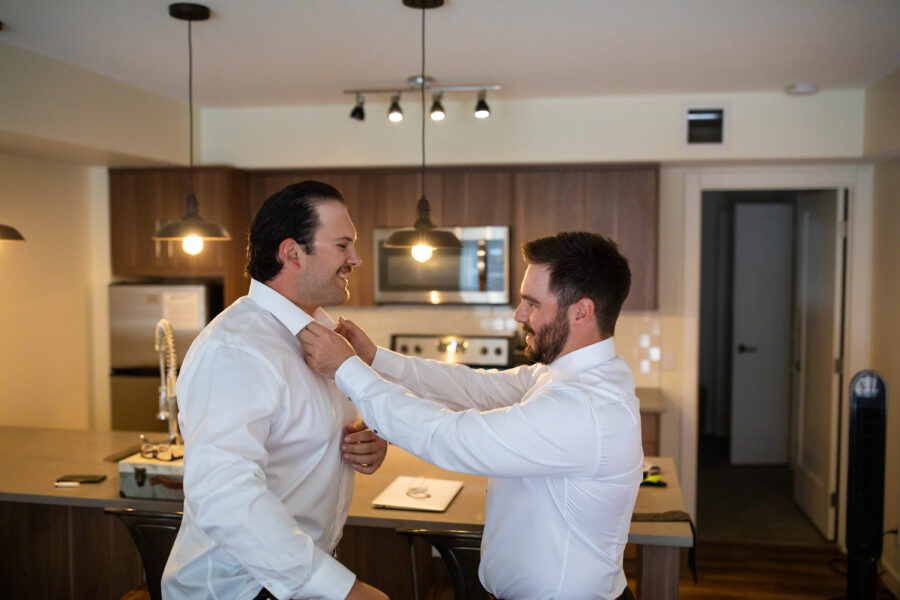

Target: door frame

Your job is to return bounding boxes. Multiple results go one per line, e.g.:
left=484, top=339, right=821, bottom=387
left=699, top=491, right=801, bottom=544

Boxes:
left=680, top=165, right=873, bottom=548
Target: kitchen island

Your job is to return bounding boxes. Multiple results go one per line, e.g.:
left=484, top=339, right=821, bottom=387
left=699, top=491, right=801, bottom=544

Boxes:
left=0, top=426, right=691, bottom=599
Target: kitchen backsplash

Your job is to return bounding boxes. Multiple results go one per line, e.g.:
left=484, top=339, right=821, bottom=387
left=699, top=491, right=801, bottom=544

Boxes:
left=336, top=305, right=661, bottom=388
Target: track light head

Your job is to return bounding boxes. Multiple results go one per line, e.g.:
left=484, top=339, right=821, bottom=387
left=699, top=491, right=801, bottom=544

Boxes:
left=350, top=94, right=365, bottom=121
left=474, top=91, right=490, bottom=119
left=430, top=94, right=445, bottom=121
left=388, top=94, right=404, bottom=123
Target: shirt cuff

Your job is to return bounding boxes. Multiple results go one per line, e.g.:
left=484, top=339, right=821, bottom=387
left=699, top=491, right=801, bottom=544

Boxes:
left=336, top=355, right=383, bottom=400
left=282, top=548, right=356, bottom=600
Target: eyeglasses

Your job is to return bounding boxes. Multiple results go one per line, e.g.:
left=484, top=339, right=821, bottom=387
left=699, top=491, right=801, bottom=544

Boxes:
left=406, top=475, right=431, bottom=499
left=140, top=441, right=183, bottom=462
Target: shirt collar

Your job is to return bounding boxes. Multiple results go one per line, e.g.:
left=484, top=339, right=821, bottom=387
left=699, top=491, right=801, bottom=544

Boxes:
left=548, top=337, right=617, bottom=378
left=248, top=278, right=336, bottom=335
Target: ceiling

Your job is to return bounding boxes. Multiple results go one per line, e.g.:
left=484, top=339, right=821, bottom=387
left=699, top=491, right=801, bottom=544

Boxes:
left=1, top=0, right=899, bottom=108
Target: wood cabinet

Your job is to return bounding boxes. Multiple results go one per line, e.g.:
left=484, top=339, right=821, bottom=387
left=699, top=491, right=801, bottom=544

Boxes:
left=109, top=167, right=251, bottom=304
left=511, top=165, right=658, bottom=310
left=110, top=164, right=656, bottom=309
left=246, top=164, right=657, bottom=309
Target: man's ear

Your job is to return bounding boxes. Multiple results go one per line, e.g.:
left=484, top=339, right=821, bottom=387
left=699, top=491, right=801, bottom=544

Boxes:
left=277, top=238, right=306, bottom=272
left=567, top=298, right=595, bottom=331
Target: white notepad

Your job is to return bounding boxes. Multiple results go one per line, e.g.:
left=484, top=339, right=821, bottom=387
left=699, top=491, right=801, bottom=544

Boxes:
left=371, top=476, right=464, bottom=512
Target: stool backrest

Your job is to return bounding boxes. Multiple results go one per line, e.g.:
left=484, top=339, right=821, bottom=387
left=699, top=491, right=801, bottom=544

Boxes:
left=105, top=507, right=183, bottom=600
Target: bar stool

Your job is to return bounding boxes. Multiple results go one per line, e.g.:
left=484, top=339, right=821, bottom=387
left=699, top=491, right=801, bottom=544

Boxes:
left=105, top=507, right=183, bottom=600
left=397, top=528, right=489, bottom=600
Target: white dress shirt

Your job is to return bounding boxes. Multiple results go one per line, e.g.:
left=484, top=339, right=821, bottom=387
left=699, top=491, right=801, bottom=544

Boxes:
left=336, top=338, right=643, bottom=600
left=163, top=279, right=358, bottom=600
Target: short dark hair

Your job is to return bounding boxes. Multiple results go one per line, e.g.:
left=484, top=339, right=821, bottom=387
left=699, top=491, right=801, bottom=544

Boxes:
left=245, top=180, right=346, bottom=283
left=521, top=231, right=631, bottom=336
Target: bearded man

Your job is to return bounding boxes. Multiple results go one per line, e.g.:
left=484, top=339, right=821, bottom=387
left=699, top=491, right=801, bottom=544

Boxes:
left=300, top=231, right=642, bottom=600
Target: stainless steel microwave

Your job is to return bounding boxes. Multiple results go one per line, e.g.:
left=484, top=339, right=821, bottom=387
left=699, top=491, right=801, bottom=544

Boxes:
left=374, top=226, right=510, bottom=304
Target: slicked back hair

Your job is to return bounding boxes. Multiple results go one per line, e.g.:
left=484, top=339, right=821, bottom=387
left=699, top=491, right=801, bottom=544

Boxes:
left=245, top=180, right=346, bottom=283
left=521, top=231, right=631, bottom=337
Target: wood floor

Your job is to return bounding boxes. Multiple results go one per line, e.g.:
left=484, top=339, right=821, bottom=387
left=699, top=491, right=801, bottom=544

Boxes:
left=626, top=539, right=896, bottom=600
left=425, top=539, right=897, bottom=599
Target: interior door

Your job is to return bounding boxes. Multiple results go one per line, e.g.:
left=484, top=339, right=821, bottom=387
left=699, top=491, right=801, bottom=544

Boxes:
left=791, top=190, right=843, bottom=540
left=730, top=203, right=794, bottom=464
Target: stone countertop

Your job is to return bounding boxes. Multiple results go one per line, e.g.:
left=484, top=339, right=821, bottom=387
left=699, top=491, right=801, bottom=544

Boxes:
left=0, top=425, right=691, bottom=548
left=0, top=426, right=180, bottom=511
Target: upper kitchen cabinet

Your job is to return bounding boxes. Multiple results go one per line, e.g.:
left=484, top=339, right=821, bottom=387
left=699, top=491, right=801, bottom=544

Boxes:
left=248, top=170, right=379, bottom=306
left=245, top=163, right=658, bottom=310
left=512, top=165, right=658, bottom=310
left=109, top=167, right=250, bottom=304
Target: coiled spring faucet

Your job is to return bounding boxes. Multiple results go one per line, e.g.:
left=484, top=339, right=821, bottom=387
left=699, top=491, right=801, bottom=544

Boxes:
left=155, top=318, right=181, bottom=444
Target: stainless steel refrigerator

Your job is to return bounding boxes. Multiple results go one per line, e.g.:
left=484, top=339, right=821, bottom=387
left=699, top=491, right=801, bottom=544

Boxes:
left=109, top=282, right=222, bottom=432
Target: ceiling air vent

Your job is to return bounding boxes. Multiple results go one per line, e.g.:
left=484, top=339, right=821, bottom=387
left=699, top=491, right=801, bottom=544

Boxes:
left=686, top=107, right=725, bottom=144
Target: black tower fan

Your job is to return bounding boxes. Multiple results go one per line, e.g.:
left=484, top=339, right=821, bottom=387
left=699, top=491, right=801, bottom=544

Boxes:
left=844, top=370, right=887, bottom=599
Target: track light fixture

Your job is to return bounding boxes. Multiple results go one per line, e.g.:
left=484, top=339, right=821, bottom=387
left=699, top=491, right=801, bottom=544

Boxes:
left=430, top=93, right=445, bottom=121
left=350, top=94, right=365, bottom=120
left=388, top=94, right=404, bottom=122
left=474, top=91, right=491, bottom=119
left=347, top=82, right=500, bottom=122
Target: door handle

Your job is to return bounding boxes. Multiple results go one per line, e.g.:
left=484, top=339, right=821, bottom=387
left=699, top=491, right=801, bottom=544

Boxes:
left=737, top=344, right=758, bottom=354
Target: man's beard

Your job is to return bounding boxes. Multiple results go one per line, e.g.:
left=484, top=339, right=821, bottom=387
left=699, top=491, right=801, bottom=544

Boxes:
left=523, top=307, right=570, bottom=364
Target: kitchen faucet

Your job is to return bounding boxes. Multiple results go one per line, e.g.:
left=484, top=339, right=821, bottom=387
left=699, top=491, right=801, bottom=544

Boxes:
left=155, top=318, right=181, bottom=445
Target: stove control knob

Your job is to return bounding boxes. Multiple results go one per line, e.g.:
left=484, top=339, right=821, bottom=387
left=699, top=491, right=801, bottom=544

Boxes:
left=480, top=347, right=489, bottom=355
left=495, top=347, right=503, bottom=355
left=414, top=345, right=422, bottom=354
left=400, top=344, right=409, bottom=354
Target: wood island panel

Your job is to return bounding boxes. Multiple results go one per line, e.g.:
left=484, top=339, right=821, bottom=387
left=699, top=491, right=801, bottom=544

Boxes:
left=0, top=427, right=689, bottom=600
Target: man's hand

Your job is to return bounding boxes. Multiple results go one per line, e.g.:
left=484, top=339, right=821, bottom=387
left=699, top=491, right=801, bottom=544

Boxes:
left=342, top=420, right=387, bottom=474
left=344, top=579, right=389, bottom=600
left=298, top=321, right=355, bottom=379
left=335, top=317, right=377, bottom=366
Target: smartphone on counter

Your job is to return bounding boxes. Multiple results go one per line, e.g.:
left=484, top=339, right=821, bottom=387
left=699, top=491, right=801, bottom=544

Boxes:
left=54, top=474, right=107, bottom=487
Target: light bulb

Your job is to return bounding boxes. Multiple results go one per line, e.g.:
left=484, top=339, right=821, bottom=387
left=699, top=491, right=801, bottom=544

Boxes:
left=182, top=235, right=204, bottom=255
left=411, top=244, right=433, bottom=262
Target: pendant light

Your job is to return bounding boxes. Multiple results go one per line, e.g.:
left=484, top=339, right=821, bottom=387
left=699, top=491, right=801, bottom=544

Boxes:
left=153, top=3, right=230, bottom=256
left=0, top=224, right=25, bottom=242
left=384, top=0, right=462, bottom=262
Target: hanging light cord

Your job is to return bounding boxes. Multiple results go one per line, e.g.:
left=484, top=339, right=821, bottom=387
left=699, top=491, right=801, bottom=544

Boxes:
left=420, top=6, right=426, bottom=200
left=188, top=19, right=195, bottom=194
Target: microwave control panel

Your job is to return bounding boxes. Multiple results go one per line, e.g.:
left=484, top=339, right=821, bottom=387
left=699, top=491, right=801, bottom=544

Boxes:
left=391, top=334, right=513, bottom=368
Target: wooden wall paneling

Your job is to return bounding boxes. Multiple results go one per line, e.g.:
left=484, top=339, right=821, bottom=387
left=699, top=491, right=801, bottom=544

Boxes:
left=223, top=168, right=251, bottom=305
left=69, top=505, right=144, bottom=599
left=440, top=169, right=514, bottom=227
left=246, top=170, right=378, bottom=306
left=338, top=525, right=450, bottom=600
left=585, top=167, right=658, bottom=310
left=374, top=171, right=440, bottom=228
left=0, top=501, right=142, bottom=600
left=511, top=169, right=587, bottom=296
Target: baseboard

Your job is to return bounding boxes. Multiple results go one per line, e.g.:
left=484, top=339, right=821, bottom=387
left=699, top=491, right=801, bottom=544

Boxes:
left=882, top=557, right=900, bottom=596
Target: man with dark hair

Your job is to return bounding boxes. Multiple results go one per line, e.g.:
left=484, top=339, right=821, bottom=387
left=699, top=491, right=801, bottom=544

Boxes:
left=163, top=181, right=389, bottom=600
left=300, top=231, right=642, bottom=600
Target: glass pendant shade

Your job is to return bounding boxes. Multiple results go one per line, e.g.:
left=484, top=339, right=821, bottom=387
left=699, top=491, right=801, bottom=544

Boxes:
left=0, top=223, right=25, bottom=242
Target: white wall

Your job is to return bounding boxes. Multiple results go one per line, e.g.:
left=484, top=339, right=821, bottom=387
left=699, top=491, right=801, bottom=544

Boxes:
left=0, top=43, right=188, bottom=167
left=203, top=90, right=865, bottom=168
left=871, top=157, right=900, bottom=595
left=0, top=153, right=109, bottom=429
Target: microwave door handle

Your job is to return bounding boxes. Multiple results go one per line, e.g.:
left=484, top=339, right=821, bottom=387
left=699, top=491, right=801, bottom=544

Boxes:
left=477, top=240, right=487, bottom=291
